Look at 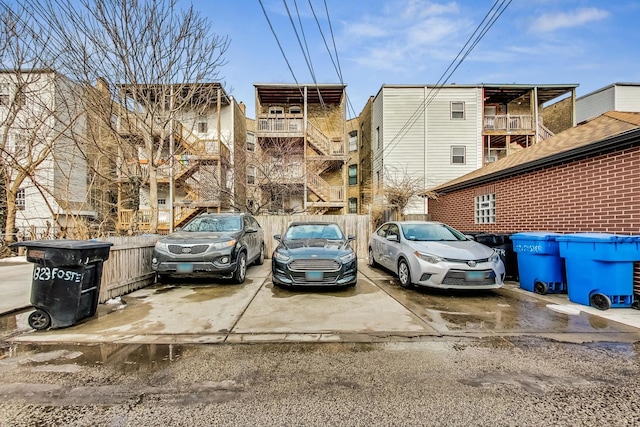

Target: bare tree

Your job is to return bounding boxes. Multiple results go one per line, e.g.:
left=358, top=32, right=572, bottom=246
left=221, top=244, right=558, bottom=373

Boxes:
left=28, top=0, right=230, bottom=234
left=383, top=166, right=425, bottom=219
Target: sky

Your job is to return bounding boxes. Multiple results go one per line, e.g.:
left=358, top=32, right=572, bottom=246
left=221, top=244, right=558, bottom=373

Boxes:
left=196, top=0, right=639, bottom=118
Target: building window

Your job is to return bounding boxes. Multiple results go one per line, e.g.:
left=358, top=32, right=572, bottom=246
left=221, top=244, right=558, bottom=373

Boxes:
left=475, top=193, right=496, bottom=224
left=16, top=188, right=25, bottom=210
left=451, top=102, right=465, bottom=119
left=197, top=118, right=208, bottom=134
left=348, top=165, right=357, bottom=186
left=376, top=126, right=381, bottom=149
left=158, top=199, right=166, bottom=205
left=247, top=133, right=255, bottom=152
left=289, top=106, right=301, bottom=114
left=451, top=146, right=466, bottom=164
left=348, top=197, right=357, bottom=214
left=349, top=131, right=358, bottom=152
left=269, top=106, right=284, bottom=115
left=247, top=166, right=256, bottom=185
left=0, top=84, right=10, bottom=105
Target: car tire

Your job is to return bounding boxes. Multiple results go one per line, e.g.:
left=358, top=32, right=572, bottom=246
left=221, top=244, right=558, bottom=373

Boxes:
left=398, top=259, right=412, bottom=289
left=233, top=252, right=247, bottom=284
left=368, top=247, right=378, bottom=268
left=28, top=309, right=51, bottom=330
left=255, top=243, right=265, bottom=265
left=156, top=273, right=169, bottom=284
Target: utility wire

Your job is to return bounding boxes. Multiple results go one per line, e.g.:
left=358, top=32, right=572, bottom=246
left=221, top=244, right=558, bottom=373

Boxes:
left=382, top=0, right=511, bottom=158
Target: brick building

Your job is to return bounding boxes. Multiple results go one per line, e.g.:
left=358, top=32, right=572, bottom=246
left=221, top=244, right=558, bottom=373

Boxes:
left=425, top=111, right=640, bottom=234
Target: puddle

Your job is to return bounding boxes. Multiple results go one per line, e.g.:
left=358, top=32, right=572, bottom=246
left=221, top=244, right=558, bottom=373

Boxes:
left=0, top=343, right=183, bottom=372
left=267, top=279, right=377, bottom=298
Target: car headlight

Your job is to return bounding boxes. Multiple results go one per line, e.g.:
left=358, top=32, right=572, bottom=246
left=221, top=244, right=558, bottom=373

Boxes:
left=155, top=241, right=168, bottom=251
left=489, top=251, right=500, bottom=263
left=212, top=239, right=236, bottom=250
left=339, top=252, right=356, bottom=263
left=414, top=251, right=443, bottom=264
left=273, top=251, right=290, bottom=262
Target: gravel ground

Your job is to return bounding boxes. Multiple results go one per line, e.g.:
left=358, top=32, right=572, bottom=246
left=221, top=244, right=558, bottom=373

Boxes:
left=1, top=337, right=640, bottom=426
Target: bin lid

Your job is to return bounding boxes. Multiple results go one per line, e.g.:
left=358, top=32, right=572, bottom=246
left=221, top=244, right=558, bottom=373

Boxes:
left=10, top=239, right=113, bottom=250
left=510, top=232, right=563, bottom=241
left=555, top=233, right=640, bottom=243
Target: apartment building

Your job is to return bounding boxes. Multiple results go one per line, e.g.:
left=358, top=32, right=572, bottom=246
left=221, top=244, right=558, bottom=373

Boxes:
left=370, top=83, right=577, bottom=215
left=251, top=83, right=348, bottom=215
left=115, top=83, right=247, bottom=233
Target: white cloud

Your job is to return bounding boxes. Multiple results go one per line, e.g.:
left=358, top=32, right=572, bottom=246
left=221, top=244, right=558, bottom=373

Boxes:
left=530, top=7, right=610, bottom=33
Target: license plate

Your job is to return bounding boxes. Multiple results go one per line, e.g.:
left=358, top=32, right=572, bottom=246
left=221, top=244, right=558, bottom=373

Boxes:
left=177, top=263, right=194, bottom=273
left=305, top=271, right=324, bottom=281
left=466, top=271, right=485, bottom=281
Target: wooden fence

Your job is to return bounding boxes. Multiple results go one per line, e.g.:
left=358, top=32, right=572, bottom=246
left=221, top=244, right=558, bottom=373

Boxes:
left=99, top=235, right=158, bottom=303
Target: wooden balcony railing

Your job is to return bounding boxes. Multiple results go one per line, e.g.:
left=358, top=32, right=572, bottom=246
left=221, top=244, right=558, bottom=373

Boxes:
left=257, top=117, right=304, bottom=133
left=484, top=115, right=534, bottom=131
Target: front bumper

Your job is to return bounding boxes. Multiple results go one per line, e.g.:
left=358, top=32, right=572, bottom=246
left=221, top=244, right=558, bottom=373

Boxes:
left=272, top=258, right=358, bottom=287
left=152, top=248, right=238, bottom=278
left=410, top=257, right=505, bottom=290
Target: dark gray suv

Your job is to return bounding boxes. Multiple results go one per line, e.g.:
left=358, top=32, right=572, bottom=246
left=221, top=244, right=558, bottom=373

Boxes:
left=152, top=212, right=265, bottom=283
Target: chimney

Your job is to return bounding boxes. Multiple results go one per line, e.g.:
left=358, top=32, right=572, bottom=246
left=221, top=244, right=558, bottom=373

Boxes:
left=239, top=101, right=246, bottom=115
left=96, top=77, right=109, bottom=94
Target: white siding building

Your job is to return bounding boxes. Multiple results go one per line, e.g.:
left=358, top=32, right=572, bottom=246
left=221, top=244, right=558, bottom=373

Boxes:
left=576, top=83, right=640, bottom=123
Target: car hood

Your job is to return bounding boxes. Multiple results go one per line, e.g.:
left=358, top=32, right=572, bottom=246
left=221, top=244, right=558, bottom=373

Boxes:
left=409, top=240, right=495, bottom=260
left=160, top=231, right=241, bottom=244
left=279, top=239, right=352, bottom=257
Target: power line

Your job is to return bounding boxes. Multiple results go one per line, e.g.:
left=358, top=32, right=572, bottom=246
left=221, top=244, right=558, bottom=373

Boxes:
left=382, top=0, right=512, bottom=158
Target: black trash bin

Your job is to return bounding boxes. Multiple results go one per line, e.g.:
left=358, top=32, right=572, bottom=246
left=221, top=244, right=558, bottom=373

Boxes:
left=10, top=239, right=113, bottom=330
left=474, top=233, right=519, bottom=281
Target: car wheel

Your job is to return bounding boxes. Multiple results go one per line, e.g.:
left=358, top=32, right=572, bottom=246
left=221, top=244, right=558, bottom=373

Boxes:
left=28, top=309, right=51, bottom=330
left=398, top=259, right=412, bottom=289
left=255, top=243, right=265, bottom=265
left=156, top=273, right=169, bottom=283
left=368, top=247, right=378, bottom=268
left=590, top=293, right=611, bottom=311
left=233, top=252, right=247, bottom=284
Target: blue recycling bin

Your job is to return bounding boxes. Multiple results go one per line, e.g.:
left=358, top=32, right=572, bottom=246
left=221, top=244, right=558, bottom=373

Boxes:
left=557, top=233, right=640, bottom=310
left=511, top=232, right=566, bottom=294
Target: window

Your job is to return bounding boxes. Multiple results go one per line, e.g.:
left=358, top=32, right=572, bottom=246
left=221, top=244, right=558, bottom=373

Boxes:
left=376, top=126, right=381, bottom=149
left=348, top=197, right=357, bottom=214
left=348, top=165, right=357, bottom=186
left=247, top=133, right=255, bottom=152
left=16, top=188, right=25, bottom=210
left=0, top=84, right=10, bottom=105
left=451, top=146, right=466, bottom=164
left=289, top=106, right=301, bottom=114
left=360, top=123, right=365, bottom=148
left=451, top=101, right=465, bottom=119
left=158, top=199, right=166, bottom=205
left=197, top=117, right=208, bottom=134
left=475, top=193, right=496, bottom=224
left=247, top=166, right=256, bottom=185
left=349, top=130, right=358, bottom=152
left=269, top=106, right=284, bottom=115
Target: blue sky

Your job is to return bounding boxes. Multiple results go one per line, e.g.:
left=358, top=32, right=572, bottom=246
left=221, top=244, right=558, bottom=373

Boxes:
left=194, top=0, right=640, bottom=118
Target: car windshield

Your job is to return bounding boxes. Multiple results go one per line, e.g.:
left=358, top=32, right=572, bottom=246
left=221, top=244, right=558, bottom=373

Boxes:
left=401, top=223, right=467, bottom=241
left=182, top=216, right=242, bottom=232
left=284, top=224, right=344, bottom=240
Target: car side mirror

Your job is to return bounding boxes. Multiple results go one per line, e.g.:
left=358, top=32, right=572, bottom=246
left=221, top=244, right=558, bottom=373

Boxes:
left=273, top=234, right=282, bottom=241
left=246, top=228, right=257, bottom=234
left=465, top=234, right=475, bottom=241
left=347, top=235, right=356, bottom=241
left=387, top=234, right=399, bottom=242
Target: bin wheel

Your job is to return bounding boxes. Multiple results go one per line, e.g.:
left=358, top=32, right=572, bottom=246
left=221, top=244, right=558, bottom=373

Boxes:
left=590, top=293, right=611, bottom=311
left=534, top=281, right=548, bottom=295
left=28, top=309, right=51, bottom=330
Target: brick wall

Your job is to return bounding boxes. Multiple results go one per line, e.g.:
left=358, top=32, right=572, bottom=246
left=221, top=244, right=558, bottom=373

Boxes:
left=429, top=145, right=640, bottom=234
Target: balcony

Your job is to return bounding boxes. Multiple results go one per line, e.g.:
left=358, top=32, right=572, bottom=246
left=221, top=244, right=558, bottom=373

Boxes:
left=257, top=117, right=304, bottom=135
left=484, top=115, right=534, bottom=133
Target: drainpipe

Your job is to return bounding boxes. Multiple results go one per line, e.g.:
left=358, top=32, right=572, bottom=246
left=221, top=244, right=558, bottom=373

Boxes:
left=303, top=86, right=308, bottom=212
left=534, top=86, right=539, bottom=144
left=169, top=86, right=174, bottom=232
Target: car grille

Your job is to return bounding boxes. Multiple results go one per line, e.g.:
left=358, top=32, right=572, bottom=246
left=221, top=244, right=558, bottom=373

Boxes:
left=444, top=257, right=490, bottom=263
left=290, top=271, right=341, bottom=283
left=442, top=269, right=496, bottom=286
left=168, top=244, right=210, bottom=255
left=289, top=259, right=341, bottom=271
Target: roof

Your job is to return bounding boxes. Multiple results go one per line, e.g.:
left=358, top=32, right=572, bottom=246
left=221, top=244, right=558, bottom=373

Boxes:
left=254, top=83, right=346, bottom=105
left=425, top=111, right=640, bottom=195
left=117, top=82, right=230, bottom=105
left=376, top=83, right=578, bottom=105
left=577, top=82, right=640, bottom=101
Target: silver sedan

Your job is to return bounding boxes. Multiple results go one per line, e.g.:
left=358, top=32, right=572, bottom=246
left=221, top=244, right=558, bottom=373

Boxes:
left=368, top=221, right=505, bottom=290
